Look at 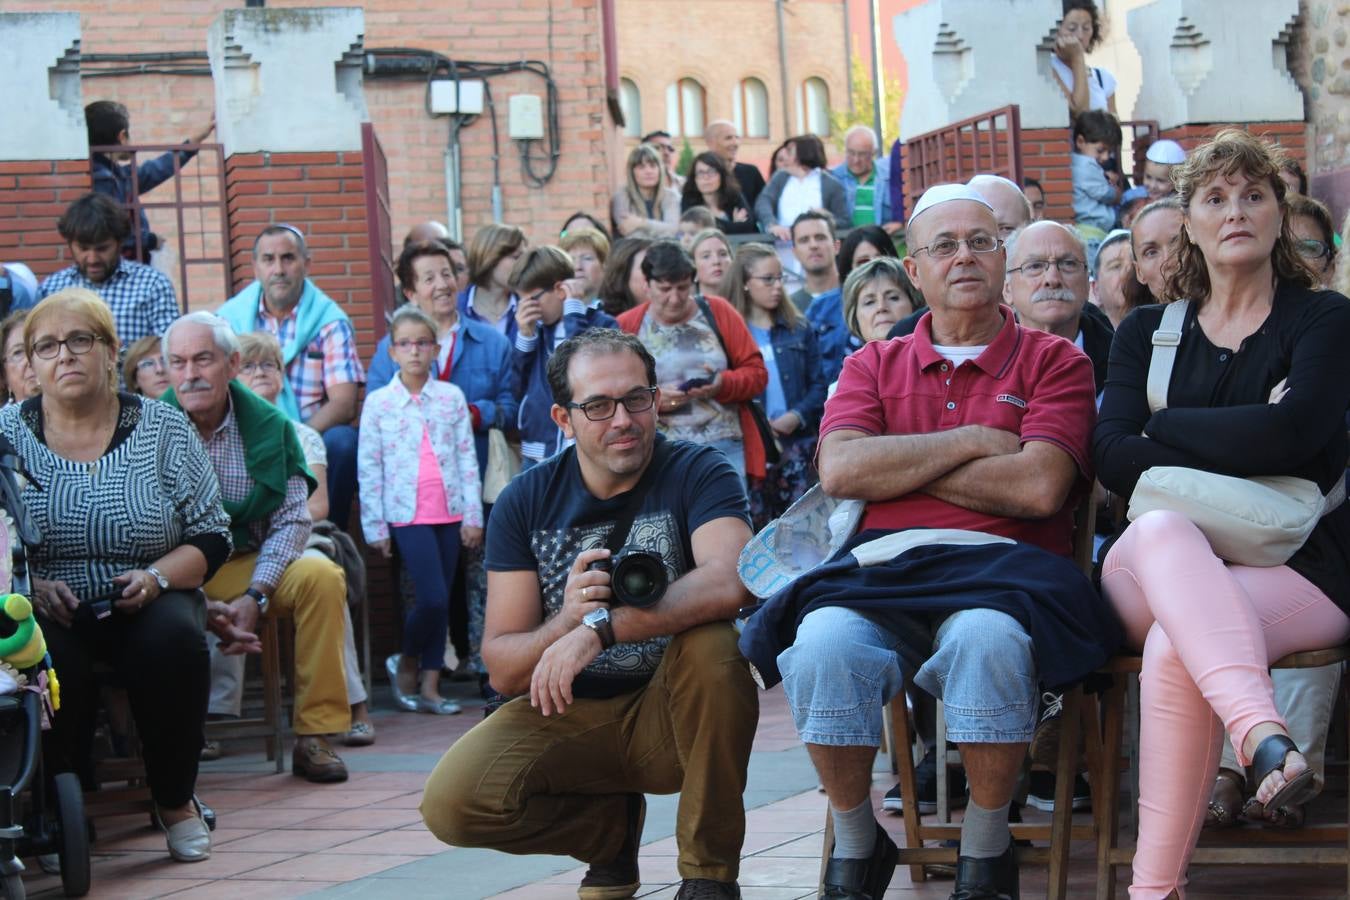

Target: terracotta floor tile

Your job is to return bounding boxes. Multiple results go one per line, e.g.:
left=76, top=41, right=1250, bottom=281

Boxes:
left=218, top=828, right=377, bottom=853
left=327, top=828, right=450, bottom=855
left=214, top=806, right=329, bottom=830
left=259, top=788, right=411, bottom=810
left=291, top=807, right=423, bottom=829
left=162, top=878, right=337, bottom=898
left=238, top=851, right=419, bottom=881
left=365, top=790, right=426, bottom=809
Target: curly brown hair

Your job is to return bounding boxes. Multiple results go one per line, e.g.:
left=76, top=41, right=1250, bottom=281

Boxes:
left=1163, top=129, right=1315, bottom=304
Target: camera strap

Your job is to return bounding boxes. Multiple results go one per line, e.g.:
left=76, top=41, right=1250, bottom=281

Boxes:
left=600, top=439, right=670, bottom=556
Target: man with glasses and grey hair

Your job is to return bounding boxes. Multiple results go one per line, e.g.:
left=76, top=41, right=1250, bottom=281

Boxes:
left=738, top=184, right=1119, bottom=900
left=162, top=310, right=353, bottom=784
left=216, top=224, right=365, bottom=530
left=421, top=328, right=758, bottom=900
left=830, top=125, right=901, bottom=234
left=1003, top=220, right=1115, bottom=399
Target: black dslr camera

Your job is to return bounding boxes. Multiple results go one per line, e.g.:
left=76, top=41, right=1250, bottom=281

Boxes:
left=586, top=545, right=668, bottom=608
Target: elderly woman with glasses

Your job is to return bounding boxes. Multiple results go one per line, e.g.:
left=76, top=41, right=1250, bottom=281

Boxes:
left=0, top=310, right=38, bottom=404
left=0, top=288, right=233, bottom=863
left=123, top=334, right=170, bottom=398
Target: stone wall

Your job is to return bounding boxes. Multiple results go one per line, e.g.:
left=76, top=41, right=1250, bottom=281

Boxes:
left=1291, top=0, right=1350, bottom=224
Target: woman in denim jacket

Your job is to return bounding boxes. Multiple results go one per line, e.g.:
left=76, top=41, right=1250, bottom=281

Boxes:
left=726, top=243, right=827, bottom=530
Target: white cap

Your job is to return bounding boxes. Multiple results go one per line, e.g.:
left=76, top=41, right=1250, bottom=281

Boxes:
left=1145, top=139, right=1186, bottom=166
left=909, top=183, right=994, bottom=225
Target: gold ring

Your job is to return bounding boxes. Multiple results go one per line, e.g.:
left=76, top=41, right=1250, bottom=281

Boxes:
left=582, top=587, right=588, bottom=599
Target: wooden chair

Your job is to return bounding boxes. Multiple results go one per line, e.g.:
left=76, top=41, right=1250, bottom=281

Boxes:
left=203, top=615, right=290, bottom=774
left=816, top=499, right=1104, bottom=899
left=1092, top=645, right=1350, bottom=899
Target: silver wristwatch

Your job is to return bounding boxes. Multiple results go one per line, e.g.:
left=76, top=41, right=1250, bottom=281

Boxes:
left=245, top=587, right=270, bottom=614
left=582, top=607, right=616, bottom=649
left=146, top=566, right=169, bottom=591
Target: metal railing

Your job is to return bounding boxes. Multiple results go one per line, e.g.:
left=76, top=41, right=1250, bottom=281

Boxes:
left=88, top=142, right=231, bottom=311
left=901, top=105, right=1024, bottom=216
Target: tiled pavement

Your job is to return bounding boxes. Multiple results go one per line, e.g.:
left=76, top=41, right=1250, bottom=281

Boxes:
left=15, top=680, right=1349, bottom=898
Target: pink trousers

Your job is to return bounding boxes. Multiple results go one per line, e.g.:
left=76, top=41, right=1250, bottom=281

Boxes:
left=1101, top=510, right=1350, bottom=899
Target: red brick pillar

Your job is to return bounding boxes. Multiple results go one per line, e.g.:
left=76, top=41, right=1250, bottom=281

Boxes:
left=0, top=161, right=92, bottom=281
left=1019, top=128, right=1075, bottom=224
left=223, top=151, right=377, bottom=361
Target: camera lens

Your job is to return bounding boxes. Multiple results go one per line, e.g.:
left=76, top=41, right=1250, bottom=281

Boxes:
left=609, top=548, right=667, bottom=608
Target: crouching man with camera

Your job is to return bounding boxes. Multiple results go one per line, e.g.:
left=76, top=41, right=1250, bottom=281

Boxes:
left=421, top=329, right=759, bottom=900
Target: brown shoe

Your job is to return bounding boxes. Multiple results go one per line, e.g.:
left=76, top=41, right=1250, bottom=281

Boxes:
left=291, top=737, right=348, bottom=783
left=578, top=793, right=644, bottom=900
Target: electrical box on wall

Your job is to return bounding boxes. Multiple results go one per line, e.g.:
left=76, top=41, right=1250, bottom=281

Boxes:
left=428, top=79, right=485, bottom=115
left=508, top=94, right=544, bottom=139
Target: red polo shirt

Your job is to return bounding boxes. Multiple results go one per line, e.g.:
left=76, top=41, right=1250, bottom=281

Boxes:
left=820, top=307, right=1096, bottom=557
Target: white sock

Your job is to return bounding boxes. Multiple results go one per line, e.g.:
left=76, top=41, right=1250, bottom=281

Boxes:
left=959, top=799, right=1011, bottom=859
left=830, top=798, right=877, bottom=859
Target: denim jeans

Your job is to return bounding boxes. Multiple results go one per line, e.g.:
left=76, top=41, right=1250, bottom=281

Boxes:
left=321, top=423, right=358, bottom=531
left=778, top=605, right=1039, bottom=746
left=707, top=436, right=746, bottom=480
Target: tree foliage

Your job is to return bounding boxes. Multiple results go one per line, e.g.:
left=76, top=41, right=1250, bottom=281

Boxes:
left=829, top=40, right=904, bottom=150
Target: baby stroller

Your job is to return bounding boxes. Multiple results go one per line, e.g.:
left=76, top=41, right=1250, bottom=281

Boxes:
left=0, top=437, right=89, bottom=899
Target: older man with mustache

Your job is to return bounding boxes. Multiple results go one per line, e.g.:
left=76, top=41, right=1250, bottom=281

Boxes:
left=1003, top=220, right=1114, bottom=400
left=163, top=311, right=353, bottom=783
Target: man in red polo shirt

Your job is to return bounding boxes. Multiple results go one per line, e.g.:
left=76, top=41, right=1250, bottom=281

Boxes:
left=740, top=184, right=1119, bottom=900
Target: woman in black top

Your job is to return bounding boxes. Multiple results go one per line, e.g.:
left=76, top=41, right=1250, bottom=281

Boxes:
left=1, top=289, right=233, bottom=863
left=1093, top=130, right=1350, bottom=897
left=680, top=152, right=757, bottom=235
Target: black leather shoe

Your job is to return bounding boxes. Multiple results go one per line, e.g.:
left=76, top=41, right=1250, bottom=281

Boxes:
left=822, top=821, right=898, bottom=899
left=578, top=793, right=645, bottom=900
left=950, top=843, right=1018, bottom=899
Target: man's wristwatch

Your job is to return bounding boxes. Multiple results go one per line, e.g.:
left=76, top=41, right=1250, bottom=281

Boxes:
left=244, top=587, right=270, bottom=615
left=582, top=608, right=616, bottom=650
left=146, top=566, right=169, bottom=592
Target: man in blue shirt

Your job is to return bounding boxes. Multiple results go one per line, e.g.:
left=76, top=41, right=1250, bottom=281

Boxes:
left=830, top=125, right=902, bottom=234
left=788, top=212, right=856, bottom=384
left=86, top=100, right=214, bottom=262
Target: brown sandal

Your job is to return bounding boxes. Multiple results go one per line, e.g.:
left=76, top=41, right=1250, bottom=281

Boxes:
left=1203, top=768, right=1245, bottom=829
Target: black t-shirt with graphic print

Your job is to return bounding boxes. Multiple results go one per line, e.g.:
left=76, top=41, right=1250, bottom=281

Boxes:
left=486, top=435, right=750, bottom=697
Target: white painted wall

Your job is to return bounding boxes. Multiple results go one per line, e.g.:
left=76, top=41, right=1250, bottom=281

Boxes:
left=0, top=12, right=86, bottom=161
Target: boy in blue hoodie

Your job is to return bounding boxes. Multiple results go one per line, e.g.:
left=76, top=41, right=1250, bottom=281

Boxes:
left=510, top=246, right=617, bottom=468
left=1071, top=110, right=1124, bottom=235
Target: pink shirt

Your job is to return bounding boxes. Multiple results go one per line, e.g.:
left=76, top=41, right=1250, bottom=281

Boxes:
left=401, top=423, right=459, bottom=526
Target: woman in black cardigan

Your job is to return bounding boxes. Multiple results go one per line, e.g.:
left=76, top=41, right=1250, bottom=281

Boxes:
left=1092, top=129, right=1350, bottom=898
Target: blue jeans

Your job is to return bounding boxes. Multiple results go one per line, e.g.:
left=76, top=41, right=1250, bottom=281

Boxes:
left=707, top=436, right=746, bottom=481
left=392, top=523, right=462, bottom=671
left=778, top=605, right=1039, bottom=746
left=321, top=424, right=358, bottom=531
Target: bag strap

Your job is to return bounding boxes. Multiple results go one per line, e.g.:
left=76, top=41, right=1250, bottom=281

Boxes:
left=1145, top=300, right=1189, bottom=414
left=599, top=440, right=671, bottom=557
left=694, top=295, right=730, bottom=360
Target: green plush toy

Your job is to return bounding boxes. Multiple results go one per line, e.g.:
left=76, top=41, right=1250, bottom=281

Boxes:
left=0, top=594, right=59, bottom=710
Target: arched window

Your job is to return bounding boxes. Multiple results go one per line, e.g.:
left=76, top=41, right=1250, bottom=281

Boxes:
left=665, top=77, right=706, bottom=137
left=733, top=77, right=769, bottom=139
left=796, top=77, right=831, bottom=136
left=618, top=78, right=641, bottom=139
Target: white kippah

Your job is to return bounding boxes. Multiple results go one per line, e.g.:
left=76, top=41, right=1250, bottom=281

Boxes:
left=909, top=183, right=994, bottom=225
left=1145, top=139, right=1186, bottom=165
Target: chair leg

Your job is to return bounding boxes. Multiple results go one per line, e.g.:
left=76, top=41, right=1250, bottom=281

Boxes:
left=935, top=699, right=949, bottom=823
left=1095, top=674, right=1126, bottom=900
left=1046, top=687, right=1081, bottom=900
left=261, top=619, right=285, bottom=775
left=891, top=686, right=927, bottom=883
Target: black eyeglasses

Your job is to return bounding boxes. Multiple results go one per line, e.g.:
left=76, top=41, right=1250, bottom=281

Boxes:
left=1008, top=258, right=1086, bottom=277
left=1295, top=238, right=1331, bottom=261
left=566, top=388, right=657, bottom=421
left=31, top=332, right=103, bottom=360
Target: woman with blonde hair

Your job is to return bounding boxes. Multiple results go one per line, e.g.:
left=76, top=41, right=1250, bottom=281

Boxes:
left=0, top=288, right=232, bottom=862
left=1093, top=129, right=1350, bottom=898
left=611, top=143, right=681, bottom=238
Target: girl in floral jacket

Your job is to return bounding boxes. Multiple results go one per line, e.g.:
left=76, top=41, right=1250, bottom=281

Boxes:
left=359, top=306, right=482, bottom=714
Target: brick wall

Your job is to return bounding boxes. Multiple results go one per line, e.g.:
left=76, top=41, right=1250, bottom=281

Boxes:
left=0, top=161, right=92, bottom=281
left=222, top=151, right=377, bottom=358
left=1159, top=122, right=1308, bottom=165
left=1020, top=128, right=1074, bottom=225
left=1, top=0, right=615, bottom=252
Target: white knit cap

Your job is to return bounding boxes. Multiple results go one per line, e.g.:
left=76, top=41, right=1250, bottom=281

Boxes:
left=1145, top=139, right=1186, bottom=165
left=909, top=183, right=995, bottom=226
